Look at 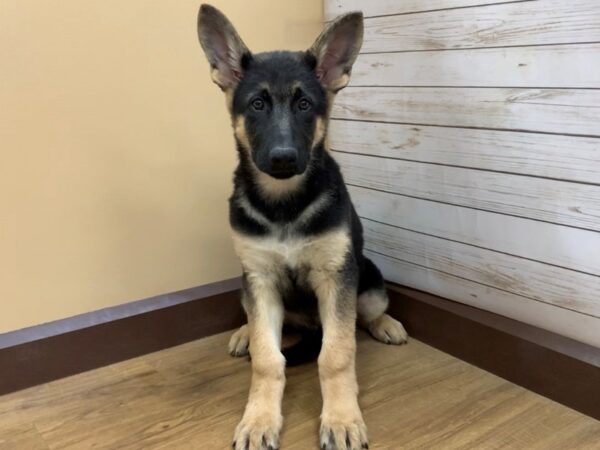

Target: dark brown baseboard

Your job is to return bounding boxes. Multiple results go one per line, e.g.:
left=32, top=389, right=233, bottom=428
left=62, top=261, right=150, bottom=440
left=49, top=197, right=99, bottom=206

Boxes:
left=386, top=284, right=600, bottom=420
left=0, top=278, right=245, bottom=396
left=2, top=280, right=598, bottom=421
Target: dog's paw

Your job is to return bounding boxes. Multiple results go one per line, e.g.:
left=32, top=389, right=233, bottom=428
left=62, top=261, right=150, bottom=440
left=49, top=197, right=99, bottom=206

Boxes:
left=233, top=411, right=282, bottom=450
left=368, top=313, right=408, bottom=345
left=320, top=415, right=368, bottom=450
left=228, top=324, right=250, bottom=357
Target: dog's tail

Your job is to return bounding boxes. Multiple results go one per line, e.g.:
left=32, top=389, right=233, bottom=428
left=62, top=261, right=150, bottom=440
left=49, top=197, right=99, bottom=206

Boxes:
left=282, top=328, right=323, bottom=367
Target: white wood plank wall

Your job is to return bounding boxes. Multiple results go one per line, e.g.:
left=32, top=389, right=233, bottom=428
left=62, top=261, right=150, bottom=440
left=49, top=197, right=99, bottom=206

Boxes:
left=325, top=0, right=600, bottom=347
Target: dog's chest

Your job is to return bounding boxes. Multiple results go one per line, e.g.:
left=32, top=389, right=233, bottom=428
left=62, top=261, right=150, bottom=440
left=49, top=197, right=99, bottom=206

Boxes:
left=231, top=228, right=350, bottom=275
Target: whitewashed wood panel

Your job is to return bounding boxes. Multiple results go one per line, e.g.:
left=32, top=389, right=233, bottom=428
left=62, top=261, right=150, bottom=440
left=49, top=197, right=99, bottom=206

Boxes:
left=332, top=87, right=600, bottom=136
left=366, top=250, right=600, bottom=347
left=362, top=218, right=600, bottom=317
left=327, top=0, right=600, bottom=343
left=335, top=152, right=600, bottom=231
left=325, top=0, right=525, bottom=20
left=329, top=121, right=600, bottom=184
left=360, top=0, right=600, bottom=53
left=351, top=44, right=600, bottom=88
left=349, top=186, right=600, bottom=276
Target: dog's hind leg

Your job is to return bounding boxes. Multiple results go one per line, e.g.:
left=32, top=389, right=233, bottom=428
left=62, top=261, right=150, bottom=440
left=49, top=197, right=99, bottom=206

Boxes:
left=229, top=289, right=251, bottom=357
left=357, top=257, right=408, bottom=345
left=228, top=324, right=250, bottom=357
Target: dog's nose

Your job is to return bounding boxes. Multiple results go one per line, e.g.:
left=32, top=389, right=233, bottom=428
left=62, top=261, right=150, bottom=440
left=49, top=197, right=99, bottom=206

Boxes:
left=269, top=147, right=297, bottom=171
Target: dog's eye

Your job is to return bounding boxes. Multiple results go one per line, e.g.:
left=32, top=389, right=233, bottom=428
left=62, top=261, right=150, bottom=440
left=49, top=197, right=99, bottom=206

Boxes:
left=251, top=98, right=265, bottom=111
left=298, top=98, right=311, bottom=111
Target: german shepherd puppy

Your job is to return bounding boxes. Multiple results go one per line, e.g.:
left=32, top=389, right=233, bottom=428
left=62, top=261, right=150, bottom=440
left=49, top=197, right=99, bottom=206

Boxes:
left=197, top=5, right=407, bottom=449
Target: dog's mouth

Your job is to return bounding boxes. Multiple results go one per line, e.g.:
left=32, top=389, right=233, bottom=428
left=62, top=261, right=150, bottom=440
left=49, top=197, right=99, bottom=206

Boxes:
left=268, top=169, right=298, bottom=179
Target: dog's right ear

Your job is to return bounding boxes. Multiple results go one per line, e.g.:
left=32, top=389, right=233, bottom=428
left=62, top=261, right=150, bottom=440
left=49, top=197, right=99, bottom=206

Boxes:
left=197, top=4, right=251, bottom=90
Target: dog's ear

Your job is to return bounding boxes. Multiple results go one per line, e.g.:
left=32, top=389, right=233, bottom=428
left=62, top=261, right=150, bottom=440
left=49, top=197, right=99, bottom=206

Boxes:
left=197, top=4, right=251, bottom=90
left=309, top=12, right=363, bottom=92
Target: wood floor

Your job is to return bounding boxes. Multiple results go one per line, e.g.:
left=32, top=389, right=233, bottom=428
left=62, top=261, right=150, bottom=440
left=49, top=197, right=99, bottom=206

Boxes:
left=1, top=330, right=599, bottom=450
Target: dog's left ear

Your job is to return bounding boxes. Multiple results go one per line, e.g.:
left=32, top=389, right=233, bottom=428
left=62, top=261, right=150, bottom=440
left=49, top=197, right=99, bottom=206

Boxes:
left=308, top=12, right=364, bottom=92
left=197, top=4, right=251, bottom=90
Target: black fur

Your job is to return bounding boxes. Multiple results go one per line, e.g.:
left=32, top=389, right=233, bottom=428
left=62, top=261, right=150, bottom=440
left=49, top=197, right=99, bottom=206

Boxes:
left=233, top=51, right=327, bottom=178
left=198, top=5, right=384, bottom=366
left=197, top=8, right=398, bottom=449
left=281, top=328, right=323, bottom=367
left=228, top=52, right=384, bottom=364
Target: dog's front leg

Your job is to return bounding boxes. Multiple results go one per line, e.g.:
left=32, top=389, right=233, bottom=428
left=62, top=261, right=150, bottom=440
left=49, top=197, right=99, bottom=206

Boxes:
left=234, top=278, right=285, bottom=450
left=310, top=269, right=368, bottom=450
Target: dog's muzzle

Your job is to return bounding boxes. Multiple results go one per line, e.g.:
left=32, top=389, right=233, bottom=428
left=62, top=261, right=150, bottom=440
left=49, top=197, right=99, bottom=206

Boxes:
left=268, top=147, right=298, bottom=178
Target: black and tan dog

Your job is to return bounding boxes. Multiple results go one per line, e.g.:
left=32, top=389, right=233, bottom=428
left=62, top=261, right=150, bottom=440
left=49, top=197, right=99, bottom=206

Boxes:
left=197, top=5, right=407, bottom=449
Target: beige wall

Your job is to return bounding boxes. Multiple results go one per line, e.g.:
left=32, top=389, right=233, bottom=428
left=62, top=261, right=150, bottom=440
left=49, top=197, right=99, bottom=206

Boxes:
left=0, top=1, right=323, bottom=333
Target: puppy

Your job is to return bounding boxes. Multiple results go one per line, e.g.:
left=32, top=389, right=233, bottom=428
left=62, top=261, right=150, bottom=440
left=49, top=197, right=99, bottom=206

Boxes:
left=197, top=5, right=407, bottom=449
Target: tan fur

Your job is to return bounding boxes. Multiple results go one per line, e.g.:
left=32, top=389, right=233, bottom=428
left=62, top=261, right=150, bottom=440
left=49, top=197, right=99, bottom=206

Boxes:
left=329, top=73, right=351, bottom=91
left=356, top=290, right=408, bottom=345
left=310, top=264, right=367, bottom=450
left=357, top=289, right=388, bottom=324
left=234, top=115, right=252, bottom=152
left=367, top=313, right=408, bottom=346
left=233, top=268, right=285, bottom=450
left=258, top=228, right=365, bottom=449
left=209, top=66, right=225, bottom=88
left=224, top=88, right=235, bottom=113
left=315, top=78, right=348, bottom=153
left=325, top=91, right=337, bottom=121
left=210, top=66, right=242, bottom=97
left=200, top=7, right=370, bottom=448
left=237, top=194, right=272, bottom=229
left=230, top=91, right=329, bottom=200
left=295, top=192, right=330, bottom=227
left=228, top=324, right=249, bottom=356
left=233, top=227, right=363, bottom=447
left=226, top=71, right=370, bottom=450
left=229, top=107, right=370, bottom=448
left=254, top=171, right=305, bottom=200
left=312, top=117, right=326, bottom=149
left=232, top=116, right=309, bottom=201
left=232, top=227, right=350, bottom=276
left=231, top=228, right=353, bottom=450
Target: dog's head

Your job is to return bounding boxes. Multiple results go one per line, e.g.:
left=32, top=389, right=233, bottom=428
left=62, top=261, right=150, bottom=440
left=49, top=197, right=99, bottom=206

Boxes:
left=197, top=4, right=363, bottom=181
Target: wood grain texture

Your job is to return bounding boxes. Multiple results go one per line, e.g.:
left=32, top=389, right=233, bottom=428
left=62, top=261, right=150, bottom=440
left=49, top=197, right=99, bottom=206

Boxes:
left=325, top=0, right=528, bottom=20
left=387, top=285, right=600, bottom=420
left=332, top=87, right=600, bottom=136
left=2, top=330, right=599, bottom=449
left=368, top=251, right=600, bottom=347
left=349, top=185, right=600, bottom=277
left=360, top=0, right=600, bottom=53
left=0, top=423, right=49, bottom=450
left=361, top=218, right=600, bottom=317
left=351, top=43, right=600, bottom=88
left=330, top=120, right=600, bottom=184
left=335, top=152, right=600, bottom=231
